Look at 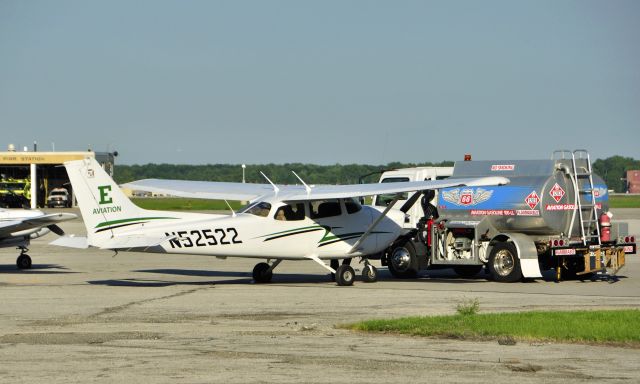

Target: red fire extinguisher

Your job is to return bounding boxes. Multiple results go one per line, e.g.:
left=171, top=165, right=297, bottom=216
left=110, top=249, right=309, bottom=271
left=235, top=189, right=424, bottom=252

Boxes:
left=599, top=212, right=612, bottom=242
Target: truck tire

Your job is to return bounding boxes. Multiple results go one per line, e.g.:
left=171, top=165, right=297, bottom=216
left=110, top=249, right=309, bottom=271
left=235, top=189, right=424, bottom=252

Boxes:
left=388, top=241, right=418, bottom=279
left=488, top=242, right=522, bottom=282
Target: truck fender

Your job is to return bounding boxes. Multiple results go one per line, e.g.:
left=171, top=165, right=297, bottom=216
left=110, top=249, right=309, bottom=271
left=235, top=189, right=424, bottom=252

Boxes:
left=487, top=233, right=542, bottom=279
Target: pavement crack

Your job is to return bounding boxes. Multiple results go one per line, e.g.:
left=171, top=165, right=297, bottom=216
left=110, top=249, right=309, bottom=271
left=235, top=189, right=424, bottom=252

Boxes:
left=90, top=286, right=212, bottom=319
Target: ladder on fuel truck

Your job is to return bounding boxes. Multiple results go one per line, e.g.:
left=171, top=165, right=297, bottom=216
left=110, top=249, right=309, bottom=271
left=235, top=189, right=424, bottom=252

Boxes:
left=553, top=150, right=601, bottom=246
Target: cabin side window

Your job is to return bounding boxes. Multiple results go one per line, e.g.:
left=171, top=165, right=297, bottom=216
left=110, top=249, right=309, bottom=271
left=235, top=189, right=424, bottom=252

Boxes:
left=309, top=199, right=342, bottom=219
left=344, top=198, right=362, bottom=214
left=274, top=203, right=306, bottom=221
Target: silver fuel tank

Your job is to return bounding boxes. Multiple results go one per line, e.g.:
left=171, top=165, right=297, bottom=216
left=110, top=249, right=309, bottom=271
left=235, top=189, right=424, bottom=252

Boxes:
left=438, top=159, right=609, bottom=237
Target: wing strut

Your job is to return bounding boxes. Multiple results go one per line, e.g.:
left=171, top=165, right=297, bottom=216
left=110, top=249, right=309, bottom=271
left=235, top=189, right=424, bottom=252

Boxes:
left=291, top=171, right=312, bottom=196
left=348, top=193, right=402, bottom=254
left=260, top=172, right=280, bottom=195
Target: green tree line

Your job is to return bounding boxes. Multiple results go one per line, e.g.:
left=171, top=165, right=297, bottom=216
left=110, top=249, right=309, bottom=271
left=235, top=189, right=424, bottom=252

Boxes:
left=114, top=156, right=639, bottom=192
left=113, top=161, right=454, bottom=185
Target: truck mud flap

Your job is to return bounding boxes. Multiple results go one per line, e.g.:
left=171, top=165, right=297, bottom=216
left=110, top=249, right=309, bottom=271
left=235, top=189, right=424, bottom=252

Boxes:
left=498, top=232, right=542, bottom=279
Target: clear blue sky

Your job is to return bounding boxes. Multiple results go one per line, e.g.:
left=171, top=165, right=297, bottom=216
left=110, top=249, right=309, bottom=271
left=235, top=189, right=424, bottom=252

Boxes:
left=1, top=0, right=638, bottom=165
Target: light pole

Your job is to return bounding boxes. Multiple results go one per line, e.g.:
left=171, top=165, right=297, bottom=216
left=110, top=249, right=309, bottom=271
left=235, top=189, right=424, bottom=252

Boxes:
left=241, top=164, right=246, bottom=183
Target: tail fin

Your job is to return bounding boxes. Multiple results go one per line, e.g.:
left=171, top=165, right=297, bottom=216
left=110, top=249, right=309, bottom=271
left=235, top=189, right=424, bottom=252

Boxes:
left=64, top=157, right=172, bottom=246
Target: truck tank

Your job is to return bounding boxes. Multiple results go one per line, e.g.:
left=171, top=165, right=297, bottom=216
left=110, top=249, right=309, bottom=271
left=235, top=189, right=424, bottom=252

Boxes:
left=438, top=159, right=608, bottom=237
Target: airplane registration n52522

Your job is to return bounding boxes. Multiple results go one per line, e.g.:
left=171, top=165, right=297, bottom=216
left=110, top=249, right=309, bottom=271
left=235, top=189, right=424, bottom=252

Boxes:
left=55, top=157, right=508, bottom=286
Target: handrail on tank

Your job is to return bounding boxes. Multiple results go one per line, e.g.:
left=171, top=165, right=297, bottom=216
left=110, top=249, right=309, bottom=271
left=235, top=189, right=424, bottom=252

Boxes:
left=573, top=149, right=590, bottom=160
left=552, top=150, right=573, bottom=160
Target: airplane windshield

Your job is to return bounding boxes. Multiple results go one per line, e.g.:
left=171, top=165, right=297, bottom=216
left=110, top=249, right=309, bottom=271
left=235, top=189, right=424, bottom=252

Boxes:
left=238, top=201, right=271, bottom=217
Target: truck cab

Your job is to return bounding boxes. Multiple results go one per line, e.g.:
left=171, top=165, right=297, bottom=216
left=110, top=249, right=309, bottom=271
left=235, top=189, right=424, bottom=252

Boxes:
left=372, top=167, right=453, bottom=229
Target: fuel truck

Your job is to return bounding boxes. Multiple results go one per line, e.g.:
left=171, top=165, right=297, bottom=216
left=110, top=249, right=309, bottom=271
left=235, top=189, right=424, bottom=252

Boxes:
left=377, top=150, right=636, bottom=282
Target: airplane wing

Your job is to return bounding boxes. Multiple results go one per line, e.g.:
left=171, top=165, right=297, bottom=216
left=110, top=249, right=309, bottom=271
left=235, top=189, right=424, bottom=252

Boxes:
left=0, top=213, right=77, bottom=237
left=123, top=177, right=509, bottom=202
left=122, top=179, right=277, bottom=202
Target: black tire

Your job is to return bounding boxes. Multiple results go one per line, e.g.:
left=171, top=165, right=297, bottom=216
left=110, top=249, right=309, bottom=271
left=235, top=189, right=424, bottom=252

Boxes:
left=362, top=265, right=378, bottom=283
left=453, top=265, right=483, bottom=278
left=387, top=241, right=418, bottom=279
left=336, top=265, right=355, bottom=286
left=17, top=254, right=32, bottom=270
left=487, top=242, right=522, bottom=282
left=252, top=262, right=272, bottom=283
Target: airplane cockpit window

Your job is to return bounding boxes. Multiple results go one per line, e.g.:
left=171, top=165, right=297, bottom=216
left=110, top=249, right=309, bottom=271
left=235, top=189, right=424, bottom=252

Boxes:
left=274, top=203, right=305, bottom=221
left=239, top=201, right=272, bottom=217
left=310, top=199, right=341, bottom=219
left=344, top=198, right=362, bottom=214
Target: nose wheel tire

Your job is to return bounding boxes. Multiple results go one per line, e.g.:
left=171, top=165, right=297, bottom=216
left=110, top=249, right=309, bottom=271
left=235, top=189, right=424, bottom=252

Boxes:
left=252, top=262, right=273, bottom=283
left=17, top=254, right=32, bottom=270
left=362, top=264, right=378, bottom=283
left=487, top=242, right=522, bottom=282
left=335, top=265, right=355, bottom=286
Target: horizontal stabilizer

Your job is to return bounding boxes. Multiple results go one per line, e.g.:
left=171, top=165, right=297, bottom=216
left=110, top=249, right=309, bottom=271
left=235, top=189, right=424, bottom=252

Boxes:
left=50, top=235, right=89, bottom=249
left=97, top=234, right=177, bottom=250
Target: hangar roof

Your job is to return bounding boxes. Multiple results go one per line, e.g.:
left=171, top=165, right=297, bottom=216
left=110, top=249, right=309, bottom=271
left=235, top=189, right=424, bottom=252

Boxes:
left=0, top=151, right=113, bottom=165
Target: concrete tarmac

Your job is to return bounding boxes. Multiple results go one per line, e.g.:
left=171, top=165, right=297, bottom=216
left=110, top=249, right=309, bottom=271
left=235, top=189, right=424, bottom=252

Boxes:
left=1, top=210, right=639, bottom=383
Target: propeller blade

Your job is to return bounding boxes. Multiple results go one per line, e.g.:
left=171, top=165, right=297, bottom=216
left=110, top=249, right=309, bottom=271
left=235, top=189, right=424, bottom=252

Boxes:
left=47, top=224, right=65, bottom=236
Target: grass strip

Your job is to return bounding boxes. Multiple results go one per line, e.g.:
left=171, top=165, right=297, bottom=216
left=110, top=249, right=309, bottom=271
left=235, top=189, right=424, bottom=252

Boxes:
left=131, top=197, right=242, bottom=211
left=345, top=310, right=640, bottom=346
left=609, top=195, right=640, bottom=208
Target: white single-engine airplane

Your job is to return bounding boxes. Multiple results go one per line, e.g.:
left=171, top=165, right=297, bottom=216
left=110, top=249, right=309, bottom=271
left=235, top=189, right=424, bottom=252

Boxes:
left=1, top=208, right=76, bottom=269
left=57, top=157, right=508, bottom=285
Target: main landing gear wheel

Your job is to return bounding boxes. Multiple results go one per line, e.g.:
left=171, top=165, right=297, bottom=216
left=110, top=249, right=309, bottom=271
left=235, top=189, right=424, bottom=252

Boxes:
left=487, top=242, right=522, bottom=282
left=362, top=264, right=378, bottom=283
left=252, top=262, right=273, bottom=284
left=17, top=254, right=32, bottom=270
left=335, top=265, right=355, bottom=286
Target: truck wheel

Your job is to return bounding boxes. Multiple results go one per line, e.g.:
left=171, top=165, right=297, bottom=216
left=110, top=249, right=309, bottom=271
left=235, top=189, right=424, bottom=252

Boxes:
left=388, top=241, right=418, bottom=279
left=488, top=242, right=522, bottom=282
left=453, top=265, right=483, bottom=278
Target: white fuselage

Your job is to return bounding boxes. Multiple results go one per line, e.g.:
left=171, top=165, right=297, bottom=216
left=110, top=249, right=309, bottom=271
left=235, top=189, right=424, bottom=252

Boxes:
left=96, top=203, right=404, bottom=260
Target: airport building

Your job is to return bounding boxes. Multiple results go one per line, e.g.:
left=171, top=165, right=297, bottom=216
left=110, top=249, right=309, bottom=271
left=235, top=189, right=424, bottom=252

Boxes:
left=627, top=170, right=640, bottom=194
left=0, top=145, right=117, bottom=208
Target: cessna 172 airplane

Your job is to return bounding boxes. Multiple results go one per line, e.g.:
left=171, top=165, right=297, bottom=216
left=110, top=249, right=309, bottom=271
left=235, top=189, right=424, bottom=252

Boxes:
left=57, top=157, right=508, bottom=285
left=1, top=208, right=76, bottom=269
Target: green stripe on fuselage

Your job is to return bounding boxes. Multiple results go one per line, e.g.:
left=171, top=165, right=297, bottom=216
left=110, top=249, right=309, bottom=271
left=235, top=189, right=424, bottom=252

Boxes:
left=95, top=216, right=177, bottom=228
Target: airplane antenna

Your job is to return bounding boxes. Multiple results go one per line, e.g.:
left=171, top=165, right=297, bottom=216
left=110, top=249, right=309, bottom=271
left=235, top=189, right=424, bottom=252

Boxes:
left=291, top=171, right=311, bottom=195
left=224, top=200, right=237, bottom=217
left=260, top=172, right=280, bottom=195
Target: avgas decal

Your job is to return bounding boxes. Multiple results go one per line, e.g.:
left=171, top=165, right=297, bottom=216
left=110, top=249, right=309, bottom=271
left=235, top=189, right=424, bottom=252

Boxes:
left=441, top=188, right=493, bottom=206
